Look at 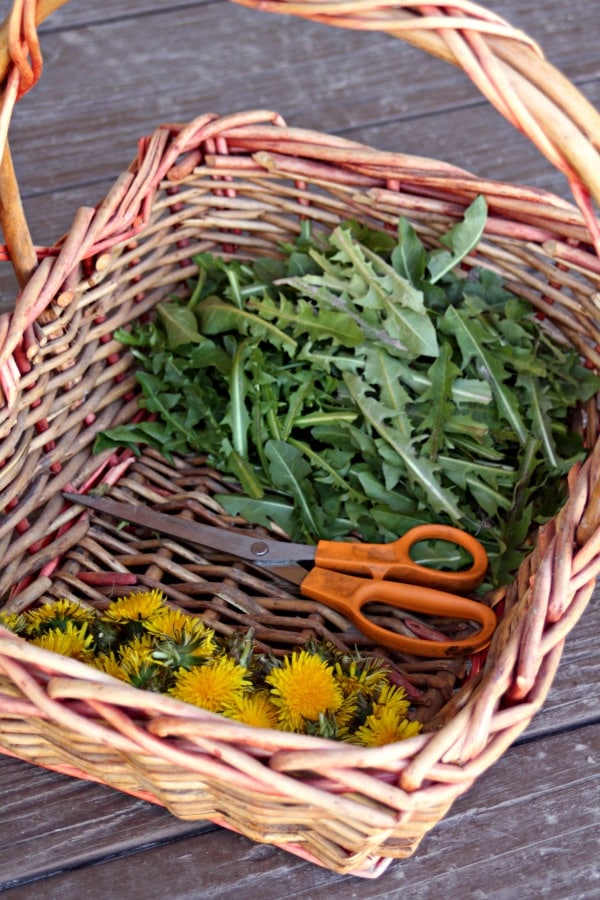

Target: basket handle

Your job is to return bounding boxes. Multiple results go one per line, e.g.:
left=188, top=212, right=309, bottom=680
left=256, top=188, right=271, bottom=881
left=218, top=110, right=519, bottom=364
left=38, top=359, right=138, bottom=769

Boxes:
left=0, top=0, right=71, bottom=287
left=0, top=0, right=599, bottom=284
left=229, top=0, right=600, bottom=254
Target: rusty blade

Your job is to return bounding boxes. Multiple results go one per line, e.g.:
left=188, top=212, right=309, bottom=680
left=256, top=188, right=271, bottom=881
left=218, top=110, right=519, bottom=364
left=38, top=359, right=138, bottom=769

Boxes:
left=62, top=492, right=315, bottom=577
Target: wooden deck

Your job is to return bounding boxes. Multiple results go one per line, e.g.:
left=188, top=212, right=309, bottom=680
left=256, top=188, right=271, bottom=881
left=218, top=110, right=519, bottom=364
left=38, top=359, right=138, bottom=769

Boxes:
left=1, top=1, right=599, bottom=895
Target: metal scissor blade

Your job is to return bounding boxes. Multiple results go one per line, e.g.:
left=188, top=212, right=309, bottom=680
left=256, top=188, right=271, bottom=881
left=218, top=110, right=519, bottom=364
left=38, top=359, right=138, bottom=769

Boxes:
left=62, top=492, right=317, bottom=567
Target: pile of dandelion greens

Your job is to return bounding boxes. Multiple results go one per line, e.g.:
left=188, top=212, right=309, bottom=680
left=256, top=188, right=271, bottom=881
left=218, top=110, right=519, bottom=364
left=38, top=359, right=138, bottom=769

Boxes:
left=95, top=197, right=600, bottom=585
left=0, top=593, right=422, bottom=746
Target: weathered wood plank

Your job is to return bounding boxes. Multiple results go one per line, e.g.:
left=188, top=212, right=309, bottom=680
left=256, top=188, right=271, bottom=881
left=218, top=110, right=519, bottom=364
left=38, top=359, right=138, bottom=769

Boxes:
left=0, top=754, right=216, bottom=889
left=38, top=0, right=212, bottom=30
left=2, top=722, right=598, bottom=896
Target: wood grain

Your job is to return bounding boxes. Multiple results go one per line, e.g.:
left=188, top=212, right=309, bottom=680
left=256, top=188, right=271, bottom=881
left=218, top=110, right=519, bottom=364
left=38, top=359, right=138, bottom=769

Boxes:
left=0, top=755, right=216, bottom=889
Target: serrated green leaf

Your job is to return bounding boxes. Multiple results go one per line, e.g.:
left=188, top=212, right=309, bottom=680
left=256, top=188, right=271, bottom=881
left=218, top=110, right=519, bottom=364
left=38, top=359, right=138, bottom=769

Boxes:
left=248, top=292, right=364, bottom=347
left=136, top=371, right=196, bottom=442
left=226, top=450, right=264, bottom=499
left=287, top=250, right=320, bottom=277
left=441, top=305, right=528, bottom=444
left=280, top=378, right=318, bottom=441
left=198, top=296, right=297, bottom=351
left=224, top=339, right=251, bottom=458
left=363, top=348, right=412, bottom=440
left=452, top=377, right=493, bottom=405
left=519, top=375, right=559, bottom=469
left=408, top=538, right=474, bottom=571
left=439, top=455, right=516, bottom=489
left=465, top=474, right=513, bottom=516
left=187, top=340, right=232, bottom=375
left=344, top=219, right=398, bottom=254
left=442, top=415, right=493, bottom=441
left=288, top=437, right=364, bottom=500
left=391, top=218, right=427, bottom=286
left=447, top=435, right=505, bottom=461
left=344, top=373, right=463, bottom=520
left=217, top=494, right=296, bottom=536
left=417, top=342, right=460, bottom=459
left=93, top=427, right=145, bottom=456
left=292, top=280, right=412, bottom=356
left=353, top=469, right=416, bottom=513
left=329, top=227, right=439, bottom=357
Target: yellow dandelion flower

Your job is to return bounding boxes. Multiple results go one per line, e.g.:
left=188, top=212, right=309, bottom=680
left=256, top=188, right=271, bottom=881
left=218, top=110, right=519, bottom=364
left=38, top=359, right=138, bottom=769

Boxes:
left=103, top=589, right=166, bottom=625
left=147, top=608, right=216, bottom=668
left=170, top=657, right=251, bottom=713
left=31, top=621, right=94, bottom=660
left=122, top=634, right=155, bottom=655
left=0, top=611, right=27, bottom=634
left=333, top=693, right=359, bottom=730
left=119, top=638, right=156, bottom=672
left=119, top=641, right=163, bottom=690
left=371, top=683, right=411, bottom=720
left=223, top=692, right=280, bottom=730
left=334, top=657, right=391, bottom=701
left=144, top=607, right=200, bottom=638
left=25, top=598, right=96, bottom=635
left=350, top=708, right=422, bottom=747
left=88, top=651, right=129, bottom=682
left=266, top=650, right=343, bottom=732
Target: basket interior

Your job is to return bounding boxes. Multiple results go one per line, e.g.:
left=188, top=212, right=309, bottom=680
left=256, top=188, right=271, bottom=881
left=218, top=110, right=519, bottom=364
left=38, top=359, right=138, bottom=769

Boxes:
left=2, top=126, right=600, bottom=688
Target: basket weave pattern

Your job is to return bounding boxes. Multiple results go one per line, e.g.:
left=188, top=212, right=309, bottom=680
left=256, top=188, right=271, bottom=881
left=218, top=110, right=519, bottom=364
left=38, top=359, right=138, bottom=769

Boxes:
left=0, top=0, right=600, bottom=878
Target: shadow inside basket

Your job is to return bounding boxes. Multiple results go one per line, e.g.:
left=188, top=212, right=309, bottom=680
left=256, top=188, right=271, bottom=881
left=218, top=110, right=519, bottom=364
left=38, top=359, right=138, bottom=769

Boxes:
left=30, top=445, right=488, bottom=731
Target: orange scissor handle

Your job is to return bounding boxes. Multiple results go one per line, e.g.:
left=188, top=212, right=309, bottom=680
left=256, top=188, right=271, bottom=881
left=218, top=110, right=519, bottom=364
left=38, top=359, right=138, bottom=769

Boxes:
left=301, top=567, right=497, bottom=658
left=314, top=524, right=488, bottom=593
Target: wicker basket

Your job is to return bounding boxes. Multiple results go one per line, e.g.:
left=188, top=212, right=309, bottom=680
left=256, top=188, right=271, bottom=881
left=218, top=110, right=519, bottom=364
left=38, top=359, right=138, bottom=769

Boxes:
left=1, top=0, right=600, bottom=879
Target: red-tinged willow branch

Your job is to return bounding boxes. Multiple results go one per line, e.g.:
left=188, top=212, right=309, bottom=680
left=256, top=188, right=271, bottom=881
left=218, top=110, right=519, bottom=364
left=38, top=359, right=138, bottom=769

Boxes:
left=0, top=650, right=141, bottom=754
left=539, top=580, right=597, bottom=661
left=0, top=3, right=74, bottom=287
left=0, top=0, right=69, bottom=85
left=0, top=208, right=95, bottom=367
left=0, top=139, right=37, bottom=287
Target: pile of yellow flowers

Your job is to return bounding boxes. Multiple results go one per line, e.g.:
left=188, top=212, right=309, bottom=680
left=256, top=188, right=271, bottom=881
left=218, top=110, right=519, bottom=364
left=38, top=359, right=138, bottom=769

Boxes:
left=0, top=589, right=422, bottom=747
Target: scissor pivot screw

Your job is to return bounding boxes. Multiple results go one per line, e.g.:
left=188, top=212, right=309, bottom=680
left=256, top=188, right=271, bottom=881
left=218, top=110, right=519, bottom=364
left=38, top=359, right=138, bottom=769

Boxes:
left=250, top=541, right=270, bottom=558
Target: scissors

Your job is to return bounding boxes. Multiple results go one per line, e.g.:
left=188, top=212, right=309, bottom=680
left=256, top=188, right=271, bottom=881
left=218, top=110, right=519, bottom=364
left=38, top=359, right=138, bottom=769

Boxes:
left=63, top=492, right=496, bottom=659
